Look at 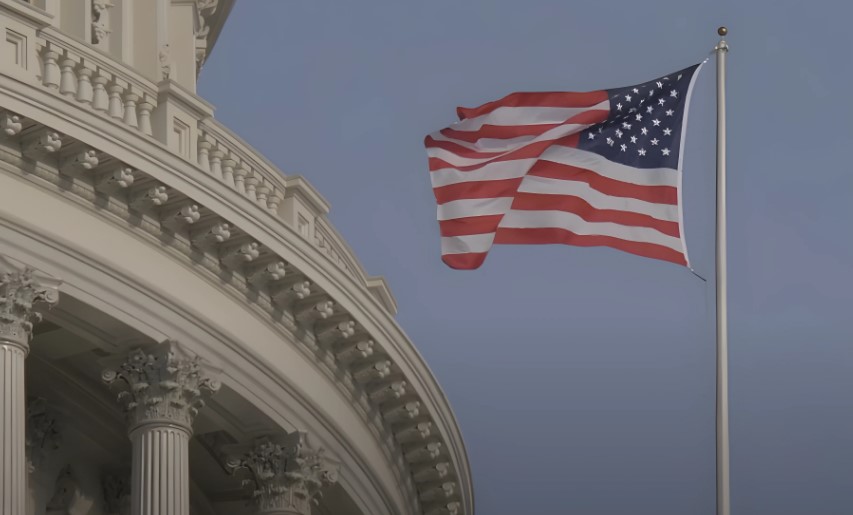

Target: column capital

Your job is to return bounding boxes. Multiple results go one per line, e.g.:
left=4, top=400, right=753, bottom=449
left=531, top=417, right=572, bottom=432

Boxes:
left=0, top=256, right=60, bottom=349
left=102, top=342, right=220, bottom=433
left=225, top=432, right=338, bottom=515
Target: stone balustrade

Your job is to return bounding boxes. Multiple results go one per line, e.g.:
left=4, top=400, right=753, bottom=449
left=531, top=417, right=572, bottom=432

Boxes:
left=36, top=29, right=159, bottom=137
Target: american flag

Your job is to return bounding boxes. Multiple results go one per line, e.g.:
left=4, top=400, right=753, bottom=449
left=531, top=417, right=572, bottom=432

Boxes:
left=424, top=63, right=704, bottom=270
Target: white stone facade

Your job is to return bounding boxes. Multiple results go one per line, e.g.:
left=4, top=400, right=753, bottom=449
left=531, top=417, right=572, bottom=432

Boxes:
left=0, top=2, right=472, bottom=514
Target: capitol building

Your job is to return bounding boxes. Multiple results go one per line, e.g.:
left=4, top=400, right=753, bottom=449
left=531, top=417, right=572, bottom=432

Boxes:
left=0, top=1, right=472, bottom=514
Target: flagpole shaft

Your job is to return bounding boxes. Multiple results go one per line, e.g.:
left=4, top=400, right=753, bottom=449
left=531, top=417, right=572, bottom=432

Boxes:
left=715, top=27, right=730, bottom=515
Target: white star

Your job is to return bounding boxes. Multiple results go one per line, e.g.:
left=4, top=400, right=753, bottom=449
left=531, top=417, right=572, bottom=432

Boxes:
left=639, top=98, right=646, bottom=105
left=620, top=144, right=627, bottom=152
left=662, top=148, right=671, bottom=156
left=635, top=113, right=643, bottom=121
left=646, top=106, right=654, bottom=114
left=670, top=89, right=679, bottom=98
left=588, top=132, right=596, bottom=140
left=656, top=81, right=663, bottom=88
left=625, top=94, right=632, bottom=102
left=628, top=107, right=637, bottom=114
left=651, top=138, right=659, bottom=146
left=615, top=129, right=623, bottom=138
left=677, top=73, right=683, bottom=80
left=606, top=137, right=614, bottom=146
left=652, top=119, right=661, bottom=126
left=663, top=128, right=672, bottom=136
left=665, top=109, right=675, bottom=116
left=632, top=88, right=639, bottom=94
left=598, top=126, right=603, bottom=133
left=638, top=148, right=646, bottom=156
left=630, top=135, right=637, bottom=144
left=658, top=98, right=666, bottom=106
left=616, top=102, right=623, bottom=111
left=641, top=127, right=648, bottom=135
left=622, top=122, right=632, bottom=129
left=649, top=89, right=654, bottom=97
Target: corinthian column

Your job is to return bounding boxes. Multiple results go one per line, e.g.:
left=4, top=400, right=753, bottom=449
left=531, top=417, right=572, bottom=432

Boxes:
left=225, top=433, right=338, bottom=515
left=0, top=258, right=60, bottom=515
left=102, top=343, right=219, bottom=515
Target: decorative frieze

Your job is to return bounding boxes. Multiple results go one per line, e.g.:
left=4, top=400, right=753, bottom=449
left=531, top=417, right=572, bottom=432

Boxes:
left=220, top=241, right=260, bottom=268
left=22, top=129, right=62, bottom=159
left=61, top=148, right=99, bottom=175
left=413, top=462, right=450, bottom=483
left=225, top=433, right=338, bottom=515
left=425, top=501, right=461, bottom=515
left=420, top=482, right=455, bottom=502
left=247, top=261, right=287, bottom=287
left=92, top=0, right=113, bottom=46
left=95, top=165, right=135, bottom=193
left=161, top=203, right=202, bottom=230
left=353, top=359, right=391, bottom=384
left=294, top=298, right=334, bottom=325
left=101, top=343, right=220, bottom=431
left=129, top=184, right=169, bottom=210
left=270, top=278, right=311, bottom=305
left=0, top=111, right=22, bottom=136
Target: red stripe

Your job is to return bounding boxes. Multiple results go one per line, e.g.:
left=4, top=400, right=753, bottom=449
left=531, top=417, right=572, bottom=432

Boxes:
left=457, top=91, right=608, bottom=120
left=527, top=160, right=678, bottom=204
left=428, top=133, right=580, bottom=172
left=424, top=136, right=504, bottom=160
left=440, top=124, right=560, bottom=143
left=439, top=215, right=504, bottom=237
left=442, top=252, right=488, bottom=270
left=493, top=227, right=686, bottom=265
left=510, top=192, right=680, bottom=238
left=433, top=178, right=523, bottom=205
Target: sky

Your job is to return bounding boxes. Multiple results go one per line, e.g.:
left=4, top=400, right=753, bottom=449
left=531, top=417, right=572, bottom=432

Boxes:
left=199, top=1, right=853, bottom=513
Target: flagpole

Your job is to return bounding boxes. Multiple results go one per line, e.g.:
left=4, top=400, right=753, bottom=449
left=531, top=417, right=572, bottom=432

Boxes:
left=715, top=26, right=730, bottom=515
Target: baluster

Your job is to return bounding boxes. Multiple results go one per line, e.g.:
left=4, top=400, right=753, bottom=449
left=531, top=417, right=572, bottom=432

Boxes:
left=75, top=63, right=94, bottom=104
left=91, top=71, right=110, bottom=112
left=234, top=164, right=249, bottom=194
left=137, top=96, right=154, bottom=135
left=221, top=158, right=236, bottom=188
left=209, top=148, right=223, bottom=180
left=107, top=83, right=124, bottom=119
left=197, top=138, right=211, bottom=173
left=268, top=189, right=284, bottom=213
left=40, top=47, right=60, bottom=89
left=245, top=175, right=259, bottom=201
left=59, top=56, right=77, bottom=96
left=256, top=184, right=270, bottom=208
left=122, top=91, right=138, bottom=128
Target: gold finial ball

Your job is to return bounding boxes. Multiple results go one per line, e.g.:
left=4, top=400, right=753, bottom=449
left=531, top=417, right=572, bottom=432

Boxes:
left=718, top=26, right=728, bottom=36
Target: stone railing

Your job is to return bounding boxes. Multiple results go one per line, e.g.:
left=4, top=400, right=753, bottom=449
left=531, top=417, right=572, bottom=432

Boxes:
left=197, top=120, right=286, bottom=216
left=35, top=28, right=159, bottom=137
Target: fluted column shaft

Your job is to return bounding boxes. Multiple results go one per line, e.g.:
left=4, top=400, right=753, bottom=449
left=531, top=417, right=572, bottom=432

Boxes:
left=129, top=422, right=191, bottom=515
left=0, top=341, right=27, bottom=515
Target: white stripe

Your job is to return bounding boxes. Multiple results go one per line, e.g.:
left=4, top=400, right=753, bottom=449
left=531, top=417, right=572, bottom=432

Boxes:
left=437, top=197, right=514, bottom=221
left=539, top=146, right=678, bottom=187
left=499, top=210, right=683, bottom=251
left=430, top=160, right=535, bottom=189
left=431, top=122, right=589, bottom=153
left=517, top=176, right=679, bottom=222
left=441, top=232, right=495, bottom=255
left=451, top=100, right=609, bottom=131
left=429, top=146, right=677, bottom=190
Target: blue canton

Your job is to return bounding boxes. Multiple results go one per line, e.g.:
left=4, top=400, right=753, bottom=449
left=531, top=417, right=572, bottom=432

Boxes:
left=577, top=64, right=700, bottom=170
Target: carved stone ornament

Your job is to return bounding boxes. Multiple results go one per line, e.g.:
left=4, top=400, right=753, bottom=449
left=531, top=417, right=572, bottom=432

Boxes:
left=225, top=433, right=338, bottom=515
left=92, top=0, right=113, bottom=45
left=101, top=342, right=220, bottom=432
left=0, top=256, right=60, bottom=348
left=26, top=397, right=61, bottom=473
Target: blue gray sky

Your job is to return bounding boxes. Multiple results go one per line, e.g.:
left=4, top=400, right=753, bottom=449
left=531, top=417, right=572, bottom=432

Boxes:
left=200, top=1, right=853, bottom=513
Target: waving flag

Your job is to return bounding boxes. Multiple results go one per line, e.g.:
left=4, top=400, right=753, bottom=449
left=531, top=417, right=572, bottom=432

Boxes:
left=425, top=63, right=704, bottom=270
